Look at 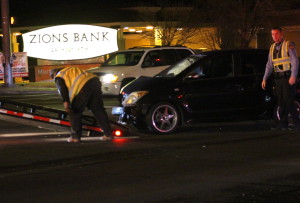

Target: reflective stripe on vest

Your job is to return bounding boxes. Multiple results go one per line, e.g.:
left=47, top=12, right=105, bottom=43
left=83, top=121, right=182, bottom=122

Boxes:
left=270, top=40, right=291, bottom=72
left=55, top=67, right=96, bottom=103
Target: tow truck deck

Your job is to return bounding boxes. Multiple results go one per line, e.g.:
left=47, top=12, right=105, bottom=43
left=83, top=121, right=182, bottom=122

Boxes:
left=0, top=99, right=128, bottom=137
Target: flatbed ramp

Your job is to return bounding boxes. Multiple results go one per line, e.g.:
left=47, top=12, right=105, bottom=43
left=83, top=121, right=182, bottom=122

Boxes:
left=0, top=99, right=129, bottom=137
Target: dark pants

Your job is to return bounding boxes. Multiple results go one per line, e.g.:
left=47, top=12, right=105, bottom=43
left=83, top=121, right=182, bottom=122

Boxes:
left=69, top=78, right=112, bottom=139
left=274, top=77, right=299, bottom=127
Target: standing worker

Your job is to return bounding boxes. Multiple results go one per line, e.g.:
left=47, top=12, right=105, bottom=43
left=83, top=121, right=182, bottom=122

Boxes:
left=51, top=67, right=113, bottom=142
left=262, top=27, right=300, bottom=130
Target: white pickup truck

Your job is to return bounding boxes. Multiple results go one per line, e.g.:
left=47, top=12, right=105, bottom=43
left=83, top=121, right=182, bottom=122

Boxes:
left=88, top=46, right=194, bottom=95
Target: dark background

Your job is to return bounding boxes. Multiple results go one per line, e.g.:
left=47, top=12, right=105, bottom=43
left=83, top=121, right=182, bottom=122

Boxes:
left=9, top=0, right=197, bottom=26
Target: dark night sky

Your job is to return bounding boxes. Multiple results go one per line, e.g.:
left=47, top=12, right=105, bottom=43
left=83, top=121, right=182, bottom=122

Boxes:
left=9, top=0, right=191, bottom=27
left=10, top=0, right=300, bottom=28
left=8, top=0, right=197, bottom=27
left=8, top=0, right=152, bottom=26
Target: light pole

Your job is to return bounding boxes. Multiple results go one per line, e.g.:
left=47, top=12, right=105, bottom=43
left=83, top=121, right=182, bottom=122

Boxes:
left=1, top=0, right=13, bottom=87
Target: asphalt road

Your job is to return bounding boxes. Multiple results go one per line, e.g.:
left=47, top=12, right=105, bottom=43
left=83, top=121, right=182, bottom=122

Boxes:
left=0, top=93, right=120, bottom=118
left=0, top=93, right=120, bottom=108
left=1, top=118, right=300, bottom=202
left=1, top=93, right=300, bottom=202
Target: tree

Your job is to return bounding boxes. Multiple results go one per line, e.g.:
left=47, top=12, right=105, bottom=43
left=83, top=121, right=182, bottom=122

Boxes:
left=139, top=0, right=200, bottom=46
left=137, top=0, right=299, bottom=49
left=195, top=0, right=282, bottom=49
left=196, top=27, right=228, bottom=50
left=234, top=0, right=276, bottom=48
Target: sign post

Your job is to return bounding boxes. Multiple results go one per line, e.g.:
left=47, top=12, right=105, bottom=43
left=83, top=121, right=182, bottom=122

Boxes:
left=1, top=0, right=13, bottom=86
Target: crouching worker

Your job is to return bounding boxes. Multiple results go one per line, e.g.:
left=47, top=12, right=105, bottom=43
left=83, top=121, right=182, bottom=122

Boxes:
left=50, top=67, right=113, bottom=143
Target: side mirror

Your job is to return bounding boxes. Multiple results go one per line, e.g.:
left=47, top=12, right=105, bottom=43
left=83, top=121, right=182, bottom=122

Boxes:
left=184, top=72, right=205, bottom=80
left=142, top=61, right=152, bottom=68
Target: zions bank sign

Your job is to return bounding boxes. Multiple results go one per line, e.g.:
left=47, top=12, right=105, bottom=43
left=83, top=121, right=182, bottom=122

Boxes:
left=22, top=24, right=118, bottom=60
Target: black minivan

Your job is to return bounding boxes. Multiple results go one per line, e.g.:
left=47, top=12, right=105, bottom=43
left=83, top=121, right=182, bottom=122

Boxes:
left=113, top=49, right=300, bottom=134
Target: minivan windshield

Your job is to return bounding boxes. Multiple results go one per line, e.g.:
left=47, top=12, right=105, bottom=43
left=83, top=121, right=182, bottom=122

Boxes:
left=103, top=51, right=144, bottom=66
left=156, top=55, right=203, bottom=77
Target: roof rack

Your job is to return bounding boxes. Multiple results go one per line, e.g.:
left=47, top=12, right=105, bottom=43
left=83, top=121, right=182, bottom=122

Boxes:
left=129, top=45, right=156, bottom=49
left=129, top=45, right=187, bottom=49
left=153, top=45, right=186, bottom=48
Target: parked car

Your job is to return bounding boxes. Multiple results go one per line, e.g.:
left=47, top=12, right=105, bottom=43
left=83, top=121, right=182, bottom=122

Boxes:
left=88, top=46, right=194, bottom=95
left=112, top=49, right=300, bottom=134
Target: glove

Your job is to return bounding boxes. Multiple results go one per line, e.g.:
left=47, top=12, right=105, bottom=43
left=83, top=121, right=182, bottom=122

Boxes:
left=63, top=101, right=72, bottom=113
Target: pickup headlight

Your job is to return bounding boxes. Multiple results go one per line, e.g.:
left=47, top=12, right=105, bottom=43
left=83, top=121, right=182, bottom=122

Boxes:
left=122, top=91, right=149, bottom=106
left=102, top=74, right=118, bottom=83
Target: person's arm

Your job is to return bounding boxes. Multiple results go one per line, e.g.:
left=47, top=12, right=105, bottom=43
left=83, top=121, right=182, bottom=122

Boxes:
left=262, top=52, right=274, bottom=89
left=289, top=42, right=299, bottom=85
left=55, top=77, right=71, bottom=112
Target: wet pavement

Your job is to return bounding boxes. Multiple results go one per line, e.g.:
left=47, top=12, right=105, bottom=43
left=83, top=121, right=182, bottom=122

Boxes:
left=1, top=82, right=300, bottom=202
left=0, top=82, right=57, bottom=94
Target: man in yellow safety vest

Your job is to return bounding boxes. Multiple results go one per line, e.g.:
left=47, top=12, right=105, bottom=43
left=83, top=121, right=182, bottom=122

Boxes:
left=262, top=27, right=300, bottom=130
left=51, top=67, right=113, bottom=142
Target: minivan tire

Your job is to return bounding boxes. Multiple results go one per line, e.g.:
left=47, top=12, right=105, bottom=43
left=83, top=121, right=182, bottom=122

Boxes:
left=146, top=102, right=180, bottom=134
left=273, top=101, right=300, bottom=124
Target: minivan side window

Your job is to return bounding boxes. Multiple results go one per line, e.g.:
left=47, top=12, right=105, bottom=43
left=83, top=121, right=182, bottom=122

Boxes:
left=184, top=60, right=208, bottom=78
left=197, top=54, right=233, bottom=78
left=210, top=54, right=234, bottom=78
left=185, top=54, right=234, bottom=79
left=240, top=53, right=268, bottom=75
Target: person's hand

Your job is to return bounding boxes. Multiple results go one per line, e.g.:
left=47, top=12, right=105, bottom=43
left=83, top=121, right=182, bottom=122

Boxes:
left=261, top=80, right=266, bottom=90
left=63, top=101, right=71, bottom=113
left=289, top=76, right=296, bottom=86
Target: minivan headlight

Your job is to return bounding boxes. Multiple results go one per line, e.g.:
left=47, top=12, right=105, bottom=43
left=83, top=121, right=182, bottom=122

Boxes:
left=102, top=74, right=118, bottom=83
left=122, top=91, right=149, bottom=106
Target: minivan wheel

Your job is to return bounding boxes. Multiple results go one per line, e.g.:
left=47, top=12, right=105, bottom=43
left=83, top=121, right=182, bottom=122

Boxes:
left=273, top=101, right=300, bottom=124
left=146, top=102, right=179, bottom=134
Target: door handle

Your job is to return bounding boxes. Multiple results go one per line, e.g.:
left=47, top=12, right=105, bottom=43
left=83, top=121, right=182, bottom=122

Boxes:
left=234, top=85, right=244, bottom=92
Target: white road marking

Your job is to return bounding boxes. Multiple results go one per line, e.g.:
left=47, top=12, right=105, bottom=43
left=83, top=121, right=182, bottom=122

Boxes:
left=46, top=136, right=140, bottom=142
left=0, top=132, right=70, bottom=137
left=0, top=132, right=139, bottom=140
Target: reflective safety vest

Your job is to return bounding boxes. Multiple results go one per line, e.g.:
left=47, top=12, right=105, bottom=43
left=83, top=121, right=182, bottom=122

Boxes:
left=270, top=40, right=292, bottom=72
left=55, top=67, right=96, bottom=103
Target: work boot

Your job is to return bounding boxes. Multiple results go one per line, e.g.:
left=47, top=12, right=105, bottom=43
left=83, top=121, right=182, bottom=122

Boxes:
left=270, top=124, right=287, bottom=131
left=288, top=124, right=300, bottom=131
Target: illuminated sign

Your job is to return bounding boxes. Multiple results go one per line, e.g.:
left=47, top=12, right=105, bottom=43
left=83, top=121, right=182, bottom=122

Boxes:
left=22, top=24, right=118, bottom=60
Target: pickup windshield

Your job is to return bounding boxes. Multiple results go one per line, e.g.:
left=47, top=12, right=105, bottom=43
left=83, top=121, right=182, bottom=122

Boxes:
left=103, top=51, right=144, bottom=66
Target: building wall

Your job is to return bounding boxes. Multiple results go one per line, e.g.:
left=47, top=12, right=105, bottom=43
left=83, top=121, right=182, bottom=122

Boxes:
left=123, top=27, right=219, bottom=52
left=283, top=27, right=300, bottom=55
left=124, top=33, right=152, bottom=49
